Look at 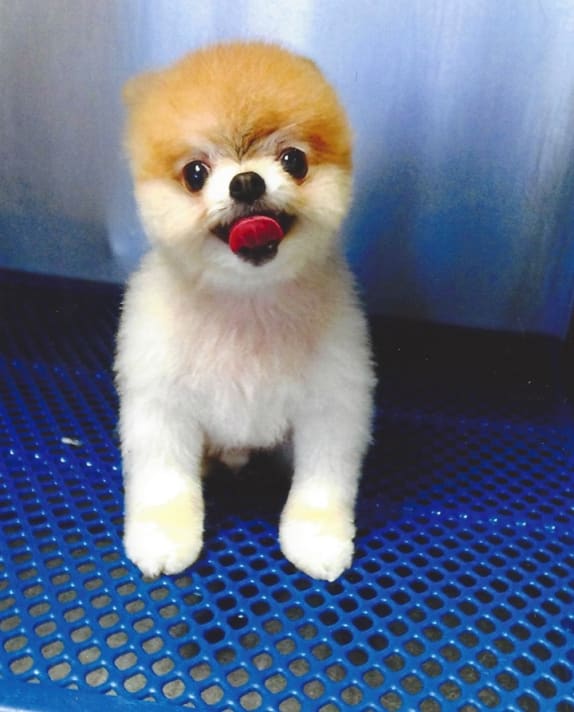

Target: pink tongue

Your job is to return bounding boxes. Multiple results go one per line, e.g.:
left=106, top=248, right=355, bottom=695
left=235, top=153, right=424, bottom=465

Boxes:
left=229, top=215, right=284, bottom=254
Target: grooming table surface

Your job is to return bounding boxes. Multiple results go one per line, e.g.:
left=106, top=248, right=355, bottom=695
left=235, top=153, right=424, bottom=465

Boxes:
left=0, top=273, right=573, bottom=712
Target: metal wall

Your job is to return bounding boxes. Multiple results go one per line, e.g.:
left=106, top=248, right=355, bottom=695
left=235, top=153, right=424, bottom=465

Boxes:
left=1, top=0, right=574, bottom=336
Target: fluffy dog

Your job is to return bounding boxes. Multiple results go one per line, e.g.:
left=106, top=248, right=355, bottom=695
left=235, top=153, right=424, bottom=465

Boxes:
left=115, top=42, right=375, bottom=581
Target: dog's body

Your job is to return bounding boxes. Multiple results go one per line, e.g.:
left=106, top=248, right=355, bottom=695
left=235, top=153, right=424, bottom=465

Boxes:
left=116, top=42, right=375, bottom=581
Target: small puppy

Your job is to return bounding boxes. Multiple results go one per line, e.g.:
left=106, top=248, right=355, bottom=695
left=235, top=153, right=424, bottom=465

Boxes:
left=115, top=42, right=375, bottom=581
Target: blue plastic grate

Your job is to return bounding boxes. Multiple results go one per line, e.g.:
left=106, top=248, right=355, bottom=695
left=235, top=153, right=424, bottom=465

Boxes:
left=0, top=272, right=573, bottom=711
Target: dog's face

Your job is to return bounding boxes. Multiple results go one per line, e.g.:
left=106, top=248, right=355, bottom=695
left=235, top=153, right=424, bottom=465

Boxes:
left=124, top=43, right=352, bottom=290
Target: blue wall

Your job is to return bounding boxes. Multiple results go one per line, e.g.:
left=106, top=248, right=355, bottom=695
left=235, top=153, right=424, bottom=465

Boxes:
left=1, top=1, right=574, bottom=336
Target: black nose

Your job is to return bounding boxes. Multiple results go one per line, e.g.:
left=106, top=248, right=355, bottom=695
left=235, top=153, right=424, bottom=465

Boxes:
left=229, top=171, right=266, bottom=204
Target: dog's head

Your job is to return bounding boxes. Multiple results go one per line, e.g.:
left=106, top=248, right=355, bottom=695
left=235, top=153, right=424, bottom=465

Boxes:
left=124, top=42, right=352, bottom=290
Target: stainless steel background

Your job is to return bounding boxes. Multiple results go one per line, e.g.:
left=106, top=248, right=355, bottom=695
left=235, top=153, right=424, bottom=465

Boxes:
left=1, top=0, right=574, bottom=335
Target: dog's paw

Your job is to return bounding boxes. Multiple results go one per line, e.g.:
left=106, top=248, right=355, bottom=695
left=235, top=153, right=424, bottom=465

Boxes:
left=124, top=497, right=203, bottom=578
left=279, top=504, right=355, bottom=582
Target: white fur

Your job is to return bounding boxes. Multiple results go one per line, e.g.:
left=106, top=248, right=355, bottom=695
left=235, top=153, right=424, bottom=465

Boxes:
left=117, top=132, right=375, bottom=581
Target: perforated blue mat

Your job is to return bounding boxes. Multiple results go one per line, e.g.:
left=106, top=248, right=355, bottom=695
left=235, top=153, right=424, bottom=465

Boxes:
left=0, top=272, right=573, bottom=712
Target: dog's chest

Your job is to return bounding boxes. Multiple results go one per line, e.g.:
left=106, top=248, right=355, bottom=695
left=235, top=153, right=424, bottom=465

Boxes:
left=177, top=296, right=318, bottom=448
left=194, top=370, right=300, bottom=449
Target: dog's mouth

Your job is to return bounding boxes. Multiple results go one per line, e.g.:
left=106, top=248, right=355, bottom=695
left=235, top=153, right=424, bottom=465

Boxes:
left=212, top=212, right=295, bottom=266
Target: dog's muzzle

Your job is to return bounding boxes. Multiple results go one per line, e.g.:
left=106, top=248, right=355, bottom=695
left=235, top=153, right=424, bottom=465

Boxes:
left=213, top=212, right=295, bottom=266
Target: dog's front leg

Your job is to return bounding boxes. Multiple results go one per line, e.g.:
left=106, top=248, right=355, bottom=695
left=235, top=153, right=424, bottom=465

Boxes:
left=120, top=392, right=204, bottom=578
left=279, top=355, right=373, bottom=581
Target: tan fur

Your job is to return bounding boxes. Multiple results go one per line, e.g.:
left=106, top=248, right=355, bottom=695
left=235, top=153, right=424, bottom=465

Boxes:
left=124, top=42, right=352, bottom=182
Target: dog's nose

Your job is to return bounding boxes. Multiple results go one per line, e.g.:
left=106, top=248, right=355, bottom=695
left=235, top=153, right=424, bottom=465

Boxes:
left=229, top=171, right=266, bottom=204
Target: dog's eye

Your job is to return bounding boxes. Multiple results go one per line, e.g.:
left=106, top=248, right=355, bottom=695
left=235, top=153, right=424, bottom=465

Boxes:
left=182, top=161, right=210, bottom=192
left=280, top=148, right=308, bottom=180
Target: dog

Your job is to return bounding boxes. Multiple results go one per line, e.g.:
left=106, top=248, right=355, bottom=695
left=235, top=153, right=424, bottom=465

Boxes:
left=115, top=42, right=375, bottom=581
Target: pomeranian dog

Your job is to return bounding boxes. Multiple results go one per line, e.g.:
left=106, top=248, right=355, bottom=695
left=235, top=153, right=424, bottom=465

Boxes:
left=115, top=42, right=375, bottom=581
